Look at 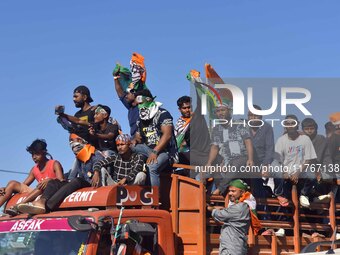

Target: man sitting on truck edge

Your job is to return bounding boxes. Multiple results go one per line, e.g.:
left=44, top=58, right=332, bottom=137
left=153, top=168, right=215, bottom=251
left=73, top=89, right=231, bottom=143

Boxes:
left=88, top=104, right=120, bottom=157
left=0, top=139, right=64, bottom=216
left=17, top=133, right=104, bottom=214
left=132, top=89, right=178, bottom=188
left=93, top=134, right=147, bottom=185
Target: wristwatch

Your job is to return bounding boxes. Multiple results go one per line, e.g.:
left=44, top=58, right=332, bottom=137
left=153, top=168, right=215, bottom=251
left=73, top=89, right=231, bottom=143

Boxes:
left=151, top=149, right=159, bottom=155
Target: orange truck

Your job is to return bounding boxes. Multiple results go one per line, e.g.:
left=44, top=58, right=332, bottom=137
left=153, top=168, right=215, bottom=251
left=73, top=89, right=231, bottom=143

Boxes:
left=0, top=174, right=208, bottom=255
left=0, top=172, right=337, bottom=255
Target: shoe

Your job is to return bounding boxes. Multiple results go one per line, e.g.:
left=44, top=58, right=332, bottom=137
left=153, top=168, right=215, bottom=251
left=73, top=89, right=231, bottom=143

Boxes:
left=336, top=233, right=340, bottom=240
left=17, top=202, right=46, bottom=215
left=275, top=228, right=285, bottom=237
left=300, top=195, right=310, bottom=208
left=313, top=194, right=331, bottom=203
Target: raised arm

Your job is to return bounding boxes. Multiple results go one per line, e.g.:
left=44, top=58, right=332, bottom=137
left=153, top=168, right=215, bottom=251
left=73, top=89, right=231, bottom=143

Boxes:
left=114, top=76, right=125, bottom=98
left=58, top=112, right=91, bottom=127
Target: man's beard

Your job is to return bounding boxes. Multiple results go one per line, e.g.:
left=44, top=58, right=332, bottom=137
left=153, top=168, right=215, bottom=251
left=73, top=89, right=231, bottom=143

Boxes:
left=74, top=101, right=85, bottom=108
left=218, top=114, right=231, bottom=122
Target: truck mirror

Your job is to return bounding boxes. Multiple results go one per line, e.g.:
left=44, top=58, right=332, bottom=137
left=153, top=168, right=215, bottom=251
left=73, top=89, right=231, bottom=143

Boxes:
left=124, top=220, right=156, bottom=237
left=68, top=215, right=97, bottom=231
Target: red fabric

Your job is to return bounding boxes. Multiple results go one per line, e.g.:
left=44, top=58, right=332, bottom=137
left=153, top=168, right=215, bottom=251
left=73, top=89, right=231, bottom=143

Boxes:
left=32, top=160, right=56, bottom=182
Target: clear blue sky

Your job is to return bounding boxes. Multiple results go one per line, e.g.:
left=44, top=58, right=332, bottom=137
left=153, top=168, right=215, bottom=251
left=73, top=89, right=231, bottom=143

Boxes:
left=0, top=0, right=339, bottom=186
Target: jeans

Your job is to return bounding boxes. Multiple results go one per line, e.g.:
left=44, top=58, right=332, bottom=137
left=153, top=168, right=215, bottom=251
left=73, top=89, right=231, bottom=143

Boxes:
left=101, top=169, right=147, bottom=185
left=133, top=144, right=170, bottom=187
left=42, top=178, right=90, bottom=211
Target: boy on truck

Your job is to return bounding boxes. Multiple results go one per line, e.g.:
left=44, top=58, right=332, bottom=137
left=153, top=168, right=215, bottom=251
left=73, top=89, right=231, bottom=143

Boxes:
left=17, top=133, right=104, bottom=215
left=0, top=139, right=64, bottom=215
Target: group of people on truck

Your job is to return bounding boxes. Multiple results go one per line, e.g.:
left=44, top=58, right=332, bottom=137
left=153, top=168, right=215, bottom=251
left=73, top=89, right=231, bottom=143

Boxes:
left=0, top=53, right=340, bottom=255
left=202, top=101, right=340, bottom=239
left=0, top=53, right=181, bottom=216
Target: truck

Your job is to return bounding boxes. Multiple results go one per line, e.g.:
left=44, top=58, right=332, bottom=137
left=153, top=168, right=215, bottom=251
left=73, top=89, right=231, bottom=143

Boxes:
left=0, top=168, right=338, bottom=255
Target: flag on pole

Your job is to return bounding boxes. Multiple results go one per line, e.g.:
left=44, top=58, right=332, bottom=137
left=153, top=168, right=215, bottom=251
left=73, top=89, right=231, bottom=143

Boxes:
left=204, top=63, right=233, bottom=105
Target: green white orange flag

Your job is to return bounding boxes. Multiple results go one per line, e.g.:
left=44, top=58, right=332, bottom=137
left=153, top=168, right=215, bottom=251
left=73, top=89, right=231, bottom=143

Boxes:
left=204, top=63, right=233, bottom=105
left=112, top=52, right=147, bottom=93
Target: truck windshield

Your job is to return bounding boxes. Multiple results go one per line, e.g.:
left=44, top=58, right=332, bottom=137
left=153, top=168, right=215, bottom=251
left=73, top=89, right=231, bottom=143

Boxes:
left=0, top=230, right=89, bottom=255
left=0, top=218, right=90, bottom=255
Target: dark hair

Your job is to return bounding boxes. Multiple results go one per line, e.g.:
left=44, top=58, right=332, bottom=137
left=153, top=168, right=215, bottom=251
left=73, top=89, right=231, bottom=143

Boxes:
left=285, top=114, right=299, bottom=122
left=26, top=139, right=47, bottom=154
left=285, top=114, right=299, bottom=128
left=302, top=118, right=318, bottom=130
left=97, top=104, right=111, bottom=117
left=325, top=121, right=335, bottom=132
left=177, top=96, right=191, bottom=108
left=135, top=89, right=154, bottom=99
left=73, top=85, right=93, bottom=103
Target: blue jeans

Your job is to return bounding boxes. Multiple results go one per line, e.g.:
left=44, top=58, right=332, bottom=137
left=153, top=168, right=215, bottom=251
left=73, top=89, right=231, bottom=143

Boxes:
left=133, top=144, right=170, bottom=187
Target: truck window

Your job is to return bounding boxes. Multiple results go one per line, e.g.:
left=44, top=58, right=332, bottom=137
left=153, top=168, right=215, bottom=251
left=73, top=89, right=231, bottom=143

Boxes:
left=0, top=230, right=89, bottom=255
left=97, top=223, right=158, bottom=255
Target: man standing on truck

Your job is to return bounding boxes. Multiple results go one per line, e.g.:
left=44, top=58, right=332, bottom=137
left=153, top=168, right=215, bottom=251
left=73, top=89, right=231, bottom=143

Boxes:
left=174, top=96, right=191, bottom=165
left=206, top=103, right=254, bottom=195
left=207, top=179, right=251, bottom=255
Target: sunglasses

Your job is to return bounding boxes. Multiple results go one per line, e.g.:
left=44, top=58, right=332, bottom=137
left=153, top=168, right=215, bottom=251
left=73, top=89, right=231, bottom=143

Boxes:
left=116, top=143, right=128, bottom=146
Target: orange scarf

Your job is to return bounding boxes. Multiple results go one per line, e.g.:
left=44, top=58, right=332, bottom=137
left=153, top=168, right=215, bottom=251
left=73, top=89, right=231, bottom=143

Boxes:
left=239, top=191, right=262, bottom=235
left=76, top=144, right=95, bottom=163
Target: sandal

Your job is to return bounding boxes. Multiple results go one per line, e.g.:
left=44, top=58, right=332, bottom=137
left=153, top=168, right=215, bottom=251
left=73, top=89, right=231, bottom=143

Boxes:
left=5, top=205, right=20, bottom=216
left=261, top=229, right=275, bottom=236
left=277, top=196, right=289, bottom=207
left=311, top=232, right=325, bottom=238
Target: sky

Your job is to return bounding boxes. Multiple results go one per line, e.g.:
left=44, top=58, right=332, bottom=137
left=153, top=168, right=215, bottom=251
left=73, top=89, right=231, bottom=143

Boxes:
left=0, top=0, right=339, bottom=187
